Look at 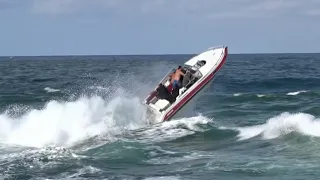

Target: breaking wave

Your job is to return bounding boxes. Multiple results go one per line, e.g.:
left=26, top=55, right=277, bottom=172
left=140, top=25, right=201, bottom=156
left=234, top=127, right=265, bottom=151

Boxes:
left=131, top=115, right=213, bottom=143
left=287, top=90, right=308, bottom=96
left=0, top=84, right=211, bottom=149
left=236, top=112, right=320, bottom=140
left=44, top=87, right=61, bottom=93
left=0, top=93, right=149, bottom=148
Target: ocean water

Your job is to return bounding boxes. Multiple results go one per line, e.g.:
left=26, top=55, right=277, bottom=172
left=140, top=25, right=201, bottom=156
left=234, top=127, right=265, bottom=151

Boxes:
left=0, top=53, right=320, bottom=180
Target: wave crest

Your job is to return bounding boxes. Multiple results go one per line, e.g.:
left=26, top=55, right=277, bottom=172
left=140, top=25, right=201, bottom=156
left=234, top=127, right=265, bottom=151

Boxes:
left=236, top=112, right=320, bottom=140
left=0, top=94, right=148, bottom=148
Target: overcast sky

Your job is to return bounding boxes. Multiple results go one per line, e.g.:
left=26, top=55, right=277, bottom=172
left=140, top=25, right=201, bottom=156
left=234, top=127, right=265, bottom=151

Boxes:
left=0, top=0, right=319, bottom=56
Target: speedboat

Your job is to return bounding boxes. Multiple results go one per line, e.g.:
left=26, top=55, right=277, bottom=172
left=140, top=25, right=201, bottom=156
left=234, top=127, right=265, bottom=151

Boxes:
left=144, top=45, right=228, bottom=122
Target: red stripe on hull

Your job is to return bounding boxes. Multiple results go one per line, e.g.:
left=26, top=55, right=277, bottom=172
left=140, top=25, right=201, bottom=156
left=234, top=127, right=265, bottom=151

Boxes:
left=163, top=47, right=228, bottom=121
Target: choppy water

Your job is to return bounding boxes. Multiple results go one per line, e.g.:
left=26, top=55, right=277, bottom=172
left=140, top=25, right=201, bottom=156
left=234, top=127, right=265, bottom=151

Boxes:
left=0, top=53, right=320, bottom=180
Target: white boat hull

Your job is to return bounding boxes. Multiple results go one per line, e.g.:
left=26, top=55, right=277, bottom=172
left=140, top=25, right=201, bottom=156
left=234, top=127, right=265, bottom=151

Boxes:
left=144, top=45, right=228, bottom=122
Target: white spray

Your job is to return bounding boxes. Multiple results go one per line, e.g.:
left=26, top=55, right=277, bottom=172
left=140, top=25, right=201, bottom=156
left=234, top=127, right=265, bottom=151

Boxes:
left=236, top=112, right=320, bottom=140
left=0, top=94, right=149, bottom=148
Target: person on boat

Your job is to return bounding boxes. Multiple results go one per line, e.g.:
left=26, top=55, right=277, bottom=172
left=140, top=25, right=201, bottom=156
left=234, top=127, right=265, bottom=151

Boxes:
left=167, top=66, right=184, bottom=99
left=156, top=83, right=175, bottom=103
left=171, top=66, right=185, bottom=90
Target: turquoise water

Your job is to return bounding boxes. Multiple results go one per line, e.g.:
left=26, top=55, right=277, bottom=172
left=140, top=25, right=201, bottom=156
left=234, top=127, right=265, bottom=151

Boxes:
left=0, top=53, right=320, bottom=179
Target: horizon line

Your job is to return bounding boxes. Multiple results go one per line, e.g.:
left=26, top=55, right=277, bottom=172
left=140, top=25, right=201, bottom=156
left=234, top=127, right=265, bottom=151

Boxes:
left=1, top=51, right=320, bottom=57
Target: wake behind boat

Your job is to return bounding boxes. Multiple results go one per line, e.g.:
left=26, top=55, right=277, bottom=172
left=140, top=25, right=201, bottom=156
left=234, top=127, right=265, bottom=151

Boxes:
left=144, top=45, right=228, bottom=122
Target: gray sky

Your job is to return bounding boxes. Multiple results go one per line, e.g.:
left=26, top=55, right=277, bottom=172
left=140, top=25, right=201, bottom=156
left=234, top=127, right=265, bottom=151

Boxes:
left=1, top=0, right=319, bottom=55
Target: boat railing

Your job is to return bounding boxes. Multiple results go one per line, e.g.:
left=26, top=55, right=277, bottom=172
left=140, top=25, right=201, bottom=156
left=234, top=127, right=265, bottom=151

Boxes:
left=208, top=45, right=226, bottom=68
left=207, top=45, right=225, bottom=51
left=193, top=45, right=225, bottom=57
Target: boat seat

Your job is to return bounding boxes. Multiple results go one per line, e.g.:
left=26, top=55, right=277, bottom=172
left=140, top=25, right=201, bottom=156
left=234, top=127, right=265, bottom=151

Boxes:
left=154, top=99, right=171, bottom=111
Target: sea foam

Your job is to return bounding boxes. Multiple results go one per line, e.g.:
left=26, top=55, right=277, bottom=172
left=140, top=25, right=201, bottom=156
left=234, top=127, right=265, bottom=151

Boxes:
left=236, top=112, right=320, bottom=140
left=0, top=94, right=148, bottom=148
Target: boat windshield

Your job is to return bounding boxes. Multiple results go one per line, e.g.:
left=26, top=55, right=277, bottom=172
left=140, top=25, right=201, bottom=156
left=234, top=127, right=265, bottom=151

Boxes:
left=158, top=68, right=175, bottom=85
left=184, top=60, right=206, bottom=71
left=158, top=62, right=203, bottom=86
left=182, top=65, right=198, bottom=74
